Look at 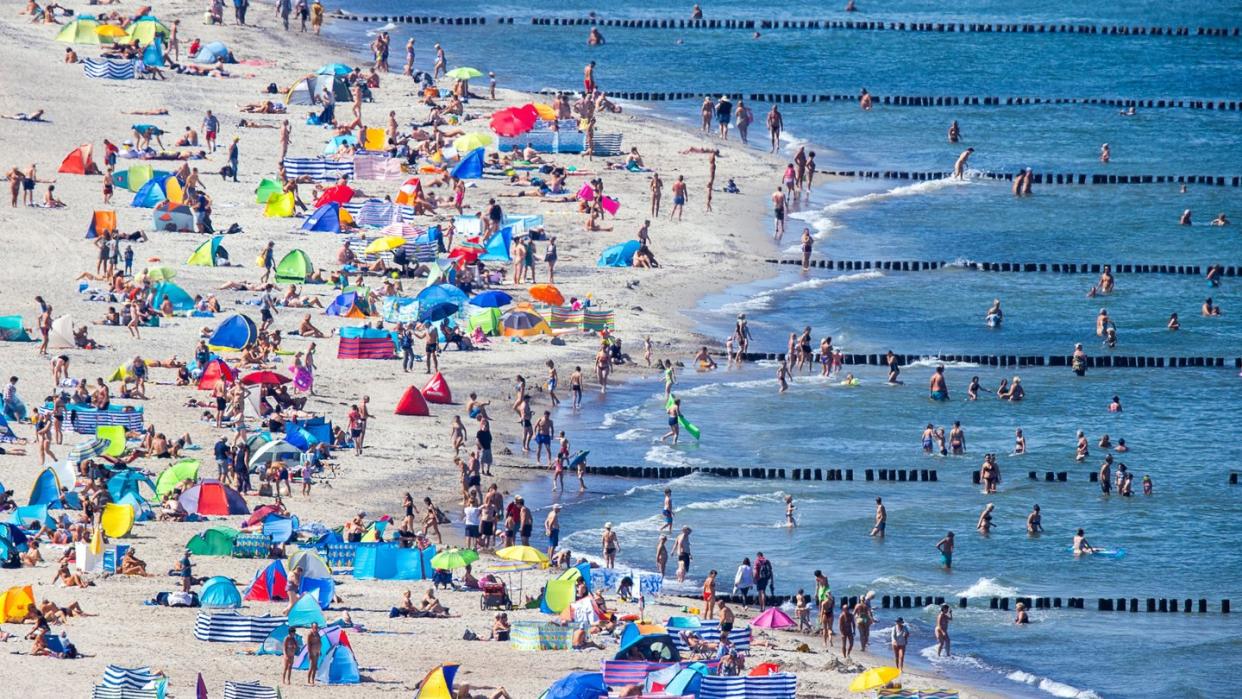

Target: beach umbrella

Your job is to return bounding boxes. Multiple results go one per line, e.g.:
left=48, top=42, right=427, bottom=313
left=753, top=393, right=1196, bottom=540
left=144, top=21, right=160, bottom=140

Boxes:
left=364, top=236, right=407, bottom=254
left=487, top=560, right=535, bottom=573
left=379, top=222, right=418, bottom=238
left=96, top=24, right=129, bottom=42
left=451, top=133, right=492, bottom=153
left=489, top=105, right=538, bottom=138
left=143, top=265, right=176, bottom=281
left=317, top=63, right=352, bottom=75
left=69, top=438, right=109, bottom=463
left=848, top=666, right=901, bottom=693
left=445, top=67, right=483, bottom=81
left=419, top=302, right=459, bottom=324
left=469, top=290, right=512, bottom=308
left=531, top=103, right=557, bottom=121
left=429, top=548, right=479, bottom=570
left=752, top=607, right=795, bottom=629
left=241, top=371, right=291, bottom=386
left=528, top=283, right=564, bottom=306
left=447, top=246, right=482, bottom=265
left=496, top=545, right=549, bottom=566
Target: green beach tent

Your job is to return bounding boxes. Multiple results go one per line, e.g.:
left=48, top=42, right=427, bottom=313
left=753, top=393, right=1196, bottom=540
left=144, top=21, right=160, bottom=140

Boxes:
left=468, top=308, right=502, bottom=336
left=255, top=179, right=283, bottom=204
left=186, top=526, right=240, bottom=556
left=155, top=458, right=200, bottom=498
left=56, top=17, right=102, bottom=44
left=125, top=17, right=171, bottom=46
left=275, top=250, right=314, bottom=284
left=187, top=236, right=229, bottom=266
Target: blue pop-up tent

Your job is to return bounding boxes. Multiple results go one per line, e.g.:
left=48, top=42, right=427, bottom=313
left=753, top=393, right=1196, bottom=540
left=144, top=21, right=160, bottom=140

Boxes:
left=208, top=314, right=257, bottom=351
left=598, top=240, right=640, bottom=267
left=450, top=147, right=484, bottom=180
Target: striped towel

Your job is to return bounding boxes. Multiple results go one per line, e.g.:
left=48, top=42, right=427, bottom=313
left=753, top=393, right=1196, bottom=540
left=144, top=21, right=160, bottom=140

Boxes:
left=918, top=692, right=960, bottom=699
left=353, top=153, right=406, bottom=181
left=669, top=620, right=751, bottom=653
left=700, top=673, right=797, bottom=699
left=83, top=58, right=140, bottom=80
left=341, top=199, right=418, bottom=227
left=194, top=611, right=286, bottom=643
left=282, top=157, right=355, bottom=181
left=223, top=681, right=280, bottom=699
left=40, top=404, right=144, bottom=435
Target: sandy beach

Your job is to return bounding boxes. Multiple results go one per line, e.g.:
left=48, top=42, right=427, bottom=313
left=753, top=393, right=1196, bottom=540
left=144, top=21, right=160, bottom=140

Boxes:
left=0, top=3, right=1001, bottom=697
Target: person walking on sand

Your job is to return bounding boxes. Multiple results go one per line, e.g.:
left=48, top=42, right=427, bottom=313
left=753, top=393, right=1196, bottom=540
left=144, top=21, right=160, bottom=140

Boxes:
left=650, top=173, right=663, bottom=217
left=306, top=622, right=321, bottom=684
left=310, top=0, right=324, bottom=34
left=702, top=570, right=717, bottom=620
left=838, top=600, right=855, bottom=658
left=891, top=616, right=910, bottom=670
left=772, top=187, right=786, bottom=238
left=655, top=534, right=669, bottom=578
left=670, top=175, right=687, bottom=221
left=766, top=104, right=783, bottom=153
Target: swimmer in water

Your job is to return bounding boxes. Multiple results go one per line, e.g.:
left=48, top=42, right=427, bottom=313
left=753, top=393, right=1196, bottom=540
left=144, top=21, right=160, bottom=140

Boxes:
left=885, top=350, right=902, bottom=384
left=985, top=298, right=1003, bottom=327
left=1072, top=528, right=1098, bottom=556
left=1115, top=438, right=1128, bottom=453
left=966, top=376, right=981, bottom=400
left=776, top=360, right=790, bottom=393
left=785, top=495, right=797, bottom=527
left=1013, top=428, right=1026, bottom=454
left=1108, top=395, right=1122, bottom=412
left=953, top=148, right=974, bottom=179
left=1210, top=212, right=1230, bottom=226
left=1099, top=143, right=1110, bottom=163
left=1075, top=430, right=1089, bottom=462
left=929, top=365, right=950, bottom=401
left=976, top=503, right=995, bottom=534
left=1202, top=297, right=1221, bottom=316
left=859, top=88, right=872, bottom=111
left=1180, top=209, right=1192, bottom=225
left=1026, top=504, right=1042, bottom=534
left=948, top=120, right=961, bottom=143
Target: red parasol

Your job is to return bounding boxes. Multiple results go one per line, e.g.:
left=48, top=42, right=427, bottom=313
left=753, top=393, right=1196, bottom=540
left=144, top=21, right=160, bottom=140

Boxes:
left=240, top=370, right=292, bottom=386
left=489, top=105, right=538, bottom=137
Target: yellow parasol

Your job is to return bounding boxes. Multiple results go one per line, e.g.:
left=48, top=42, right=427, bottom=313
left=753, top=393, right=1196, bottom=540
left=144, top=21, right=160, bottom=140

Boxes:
left=452, top=132, right=493, bottom=153
left=364, top=236, right=407, bottom=254
left=848, top=667, right=901, bottom=693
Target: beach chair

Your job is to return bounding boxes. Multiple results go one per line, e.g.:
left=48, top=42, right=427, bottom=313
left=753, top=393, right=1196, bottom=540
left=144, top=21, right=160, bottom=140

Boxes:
left=479, top=579, right=512, bottom=610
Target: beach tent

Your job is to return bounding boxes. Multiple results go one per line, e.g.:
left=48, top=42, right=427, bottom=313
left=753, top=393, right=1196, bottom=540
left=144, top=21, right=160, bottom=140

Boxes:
left=263, top=191, right=296, bottom=218
left=394, top=386, right=430, bottom=416
left=125, top=16, right=170, bottom=45
left=261, top=515, right=296, bottom=545
left=291, top=625, right=352, bottom=668
left=417, top=283, right=470, bottom=311
left=197, top=358, right=235, bottom=389
left=258, top=623, right=302, bottom=656
left=416, top=664, right=460, bottom=699
left=179, top=480, right=249, bottom=516
left=188, top=236, right=229, bottom=266
left=186, top=526, right=240, bottom=556
left=468, top=307, right=502, bottom=336
left=313, top=644, right=360, bottom=685
left=543, top=672, right=607, bottom=699
left=244, top=560, right=290, bottom=602
left=599, top=240, right=641, bottom=267
left=28, top=467, right=75, bottom=507
left=422, top=373, right=453, bottom=404
left=352, top=542, right=437, bottom=580
left=275, top=249, right=314, bottom=284
left=194, top=41, right=230, bottom=64
left=317, top=63, right=352, bottom=75
left=0, top=415, right=18, bottom=443
left=324, top=134, right=359, bottom=155
left=286, top=73, right=351, bottom=105
left=0, top=585, right=34, bottom=622
left=106, top=469, right=156, bottom=502
left=289, top=549, right=332, bottom=579
left=254, top=178, right=283, bottom=204
left=363, top=127, right=386, bottom=151
left=117, top=492, right=154, bottom=522
left=114, top=164, right=156, bottom=192
left=155, top=458, right=200, bottom=498
left=209, top=314, right=258, bottom=351
left=287, top=594, right=326, bottom=628
left=48, top=315, right=75, bottom=349
left=201, top=576, right=243, bottom=608
left=298, top=575, right=337, bottom=610
left=302, top=202, right=348, bottom=233
left=326, top=291, right=373, bottom=318
left=753, top=607, right=795, bottom=629
left=100, top=503, right=136, bottom=537
left=9, top=505, right=53, bottom=529
left=56, top=17, right=103, bottom=44
left=480, top=227, right=513, bottom=262
left=142, top=37, right=166, bottom=67
left=131, top=173, right=177, bottom=208
left=153, top=201, right=194, bottom=231
left=500, top=309, right=551, bottom=337
left=337, top=326, right=396, bottom=359
left=314, top=184, right=355, bottom=208
left=0, top=316, right=33, bottom=342
left=247, top=439, right=301, bottom=472
left=152, top=281, right=194, bottom=312
left=450, top=147, right=484, bottom=180
left=58, top=144, right=98, bottom=175
left=616, top=623, right=681, bottom=662
left=85, top=210, right=117, bottom=239
left=97, top=425, right=126, bottom=457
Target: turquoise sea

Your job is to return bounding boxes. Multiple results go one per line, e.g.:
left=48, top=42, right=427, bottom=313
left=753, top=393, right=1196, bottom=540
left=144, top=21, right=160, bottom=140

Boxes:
left=329, top=3, right=1242, bottom=696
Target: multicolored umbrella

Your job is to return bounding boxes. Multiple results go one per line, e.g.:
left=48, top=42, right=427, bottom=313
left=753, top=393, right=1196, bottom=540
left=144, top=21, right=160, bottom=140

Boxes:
left=69, top=438, right=109, bottom=463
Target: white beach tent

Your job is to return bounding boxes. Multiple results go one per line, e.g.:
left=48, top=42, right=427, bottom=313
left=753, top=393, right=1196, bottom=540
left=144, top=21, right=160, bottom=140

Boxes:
left=49, top=315, right=76, bottom=349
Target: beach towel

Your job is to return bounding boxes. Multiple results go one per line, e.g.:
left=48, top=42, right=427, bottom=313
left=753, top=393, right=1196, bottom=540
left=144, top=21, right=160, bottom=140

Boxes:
left=353, top=153, right=405, bottom=181
left=699, top=673, right=797, bottom=699
left=83, top=58, right=140, bottom=80
left=222, top=681, right=280, bottom=699
left=193, top=611, right=286, bottom=642
left=281, top=157, right=354, bottom=181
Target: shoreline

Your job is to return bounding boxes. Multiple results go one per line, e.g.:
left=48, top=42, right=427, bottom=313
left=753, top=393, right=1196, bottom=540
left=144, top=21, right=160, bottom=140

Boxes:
left=0, top=4, right=996, bottom=697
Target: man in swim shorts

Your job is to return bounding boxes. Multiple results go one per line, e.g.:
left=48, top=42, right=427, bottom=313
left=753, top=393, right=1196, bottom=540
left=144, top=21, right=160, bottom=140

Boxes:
left=929, top=364, right=950, bottom=401
left=936, top=531, right=954, bottom=568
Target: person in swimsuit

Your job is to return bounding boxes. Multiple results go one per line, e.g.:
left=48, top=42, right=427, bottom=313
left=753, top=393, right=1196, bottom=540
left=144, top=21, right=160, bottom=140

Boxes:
left=660, top=488, right=674, bottom=532
left=886, top=350, right=902, bottom=384
left=661, top=399, right=681, bottom=444
left=929, top=365, right=950, bottom=400
left=1026, top=504, right=1042, bottom=534
left=870, top=497, right=886, bottom=536
left=936, top=531, right=954, bottom=568
left=670, top=175, right=687, bottom=221
left=1014, top=428, right=1026, bottom=454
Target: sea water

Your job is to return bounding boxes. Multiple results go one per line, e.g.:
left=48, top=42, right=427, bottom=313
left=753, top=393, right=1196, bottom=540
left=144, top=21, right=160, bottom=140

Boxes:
left=325, top=2, right=1242, bottom=695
